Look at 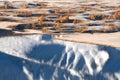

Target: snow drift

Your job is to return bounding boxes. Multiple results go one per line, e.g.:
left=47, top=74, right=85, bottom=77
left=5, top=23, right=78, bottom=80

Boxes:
left=0, top=34, right=120, bottom=80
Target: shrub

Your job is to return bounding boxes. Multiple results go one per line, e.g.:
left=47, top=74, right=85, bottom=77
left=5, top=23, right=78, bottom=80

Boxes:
left=31, top=23, right=35, bottom=29
left=22, top=4, right=28, bottom=8
left=4, top=4, right=9, bottom=9
left=107, top=15, right=113, bottom=19
left=54, top=9, right=59, bottom=14
left=89, top=14, right=95, bottom=20
left=59, top=15, right=63, bottom=23
left=38, top=15, right=44, bottom=25
left=82, top=6, right=87, bottom=12
left=0, top=17, right=3, bottom=21
left=66, top=9, right=70, bottom=14
left=107, top=11, right=120, bottom=20
left=103, top=29, right=108, bottom=33
left=59, top=15, right=69, bottom=23
left=54, top=22, right=61, bottom=28
left=73, top=19, right=77, bottom=24
left=113, top=11, right=120, bottom=19
left=89, top=14, right=105, bottom=20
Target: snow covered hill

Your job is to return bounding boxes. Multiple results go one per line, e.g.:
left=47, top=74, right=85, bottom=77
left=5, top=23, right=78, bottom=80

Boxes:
left=0, top=34, right=120, bottom=80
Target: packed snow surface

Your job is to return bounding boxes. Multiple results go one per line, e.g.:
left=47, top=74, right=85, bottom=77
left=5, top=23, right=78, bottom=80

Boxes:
left=0, top=34, right=120, bottom=80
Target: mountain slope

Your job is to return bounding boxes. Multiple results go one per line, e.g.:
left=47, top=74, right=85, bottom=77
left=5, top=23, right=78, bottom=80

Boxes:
left=0, top=34, right=120, bottom=80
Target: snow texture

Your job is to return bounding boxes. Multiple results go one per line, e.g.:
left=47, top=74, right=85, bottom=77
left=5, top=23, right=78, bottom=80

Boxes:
left=0, top=34, right=120, bottom=80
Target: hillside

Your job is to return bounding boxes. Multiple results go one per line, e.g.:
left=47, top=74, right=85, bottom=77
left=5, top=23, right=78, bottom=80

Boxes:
left=0, top=34, right=120, bottom=80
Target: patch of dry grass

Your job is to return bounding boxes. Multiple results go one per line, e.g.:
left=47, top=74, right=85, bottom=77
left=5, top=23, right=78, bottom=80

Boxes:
left=89, top=14, right=105, bottom=20
left=75, top=27, right=88, bottom=33
left=107, top=11, right=120, bottom=20
left=14, top=10, right=32, bottom=16
left=106, top=23, right=118, bottom=31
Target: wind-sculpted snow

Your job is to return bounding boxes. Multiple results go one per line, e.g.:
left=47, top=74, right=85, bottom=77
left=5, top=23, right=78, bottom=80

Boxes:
left=0, top=34, right=120, bottom=80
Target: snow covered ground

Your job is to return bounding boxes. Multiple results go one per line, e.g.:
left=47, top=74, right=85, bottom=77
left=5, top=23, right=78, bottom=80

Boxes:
left=0, top=0, right=120, bottom=79
left=55, top=32, right=120, bottom=48
left=0, top=34, right=120, bottom=80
